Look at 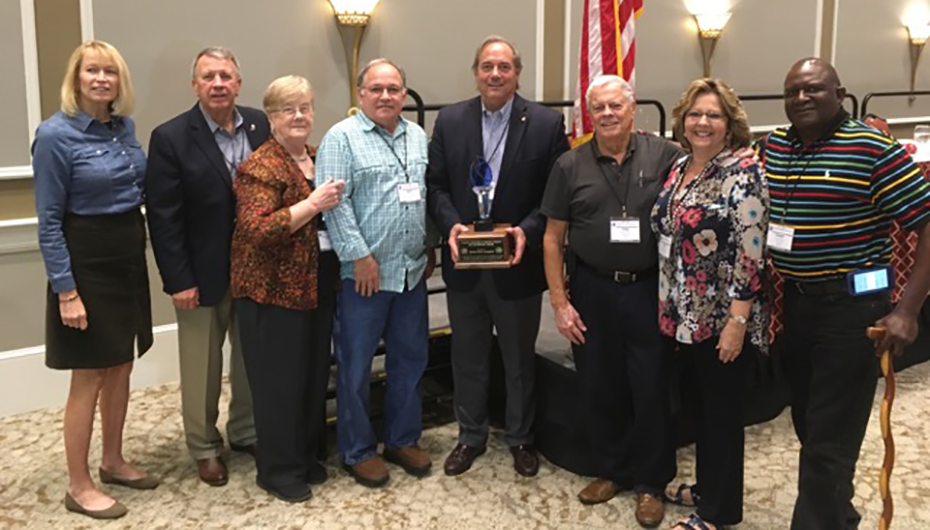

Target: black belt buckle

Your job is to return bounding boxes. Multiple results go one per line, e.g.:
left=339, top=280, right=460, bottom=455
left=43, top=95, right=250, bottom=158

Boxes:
left=613, top=270, right=635, bottom=284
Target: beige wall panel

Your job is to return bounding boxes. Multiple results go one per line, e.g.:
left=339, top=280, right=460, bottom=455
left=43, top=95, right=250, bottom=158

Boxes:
left=92, top=0, right=537, bottom=148
left=835, top=0, right=930, bottom=123
left=0, top=246, right=176, bottom=352
left=35, top=0, right=81, bottom=120
left=568, top=0, right=819, bottom=132
left=0, top=1, right=33, bottom=167
left=0, top=180, right=36, bottom=220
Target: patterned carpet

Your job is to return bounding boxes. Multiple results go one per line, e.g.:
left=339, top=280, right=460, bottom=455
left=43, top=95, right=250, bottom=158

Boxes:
left=1, top=361, right=928, bottom=529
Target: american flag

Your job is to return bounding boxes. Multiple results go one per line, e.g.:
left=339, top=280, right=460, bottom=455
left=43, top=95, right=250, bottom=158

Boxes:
left=573, top=0, right=643, bottom=146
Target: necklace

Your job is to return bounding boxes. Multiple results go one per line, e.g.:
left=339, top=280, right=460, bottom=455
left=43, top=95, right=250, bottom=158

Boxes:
left=292, top=154, right=309, bottom=162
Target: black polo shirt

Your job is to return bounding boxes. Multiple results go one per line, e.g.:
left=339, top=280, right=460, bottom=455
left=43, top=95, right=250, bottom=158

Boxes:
left=541, top=133, right=682, bottom=272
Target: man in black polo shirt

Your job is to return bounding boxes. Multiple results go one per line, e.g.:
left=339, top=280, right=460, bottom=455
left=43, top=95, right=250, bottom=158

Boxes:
left=541, top=75, right=681, bottom=528
left=763, top=58, right=930, bottom=530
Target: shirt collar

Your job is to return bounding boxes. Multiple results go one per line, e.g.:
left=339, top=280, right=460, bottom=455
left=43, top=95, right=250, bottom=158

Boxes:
left=481, top=96, right=515, bottom=123
left=591, top=132, right=638, bottom=162
left=356, top=110, right=408, bottom=138
left=73, top=111, right=122, bottom=132
left=785, top=108, right=849, bottom=145
left=199, top=104, right=244, bottom=134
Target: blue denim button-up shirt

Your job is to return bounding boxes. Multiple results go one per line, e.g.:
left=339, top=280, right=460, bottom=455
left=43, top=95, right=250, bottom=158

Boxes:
left=32, top=111, right=147, bottom=292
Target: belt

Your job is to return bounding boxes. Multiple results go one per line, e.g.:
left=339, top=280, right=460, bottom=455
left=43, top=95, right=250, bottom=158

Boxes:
left=581, top=261, right=658, bottom=285
left=786, top=278, right=848, bottom=297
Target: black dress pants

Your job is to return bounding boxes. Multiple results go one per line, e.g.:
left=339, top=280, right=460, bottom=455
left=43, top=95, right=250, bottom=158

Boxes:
left=782, top=287, right=890, bottom=530
left=677, top=337, right=750, bottom=526
left=235, top=253, right=336, bottom=492
left=570, top=263, right=676, bottom=494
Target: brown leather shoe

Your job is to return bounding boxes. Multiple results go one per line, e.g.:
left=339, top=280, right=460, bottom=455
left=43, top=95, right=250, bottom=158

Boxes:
left=196, top=456, right=228, bottom=486
left=578, top=478, right=622, bottom=505
left=230, top=442, right=257, bottom=458
left=443, top=443, right=486, bottom=476
left=510, top=444, right=539, bottom=477
left=343, top=455, right=390, bottom=488
left=635, top=492, right=665, bottom=528
left=384, top=445, right=432, bottom=477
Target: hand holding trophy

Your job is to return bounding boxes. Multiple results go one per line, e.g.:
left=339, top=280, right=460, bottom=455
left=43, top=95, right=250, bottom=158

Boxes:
left=454, top=157, right=513, bottom=269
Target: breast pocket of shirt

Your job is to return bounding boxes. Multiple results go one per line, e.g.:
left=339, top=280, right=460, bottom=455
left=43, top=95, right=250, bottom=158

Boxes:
left=71, top=145, right=115, bottom=202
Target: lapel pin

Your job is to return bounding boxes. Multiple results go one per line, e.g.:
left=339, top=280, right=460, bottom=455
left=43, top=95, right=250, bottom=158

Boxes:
left=250, top=124, right=256, bottom=131
left=521, top=115, right=527, bottom=122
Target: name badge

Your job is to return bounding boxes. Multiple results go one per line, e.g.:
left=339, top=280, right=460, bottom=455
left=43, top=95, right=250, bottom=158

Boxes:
left=610, top=217, right=640, bottom=243
left=767, top=223, right=794, bottom=252
left=318, top=230, right=332, bottom=252
left=659, top=235, right=672, bottom=259
left=397, top=182, right=421, bottom=203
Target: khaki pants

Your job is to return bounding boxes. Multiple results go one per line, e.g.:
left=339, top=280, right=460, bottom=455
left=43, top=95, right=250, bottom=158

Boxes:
left=175, top=291, right=255, bottom=459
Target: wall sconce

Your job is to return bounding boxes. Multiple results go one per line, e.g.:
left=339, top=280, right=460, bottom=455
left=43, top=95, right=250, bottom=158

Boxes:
left=693, top=12, right=731, bottom=77
left=329, top=0, right=380, bottom=109
left=907, top=23, right=930, bottom=103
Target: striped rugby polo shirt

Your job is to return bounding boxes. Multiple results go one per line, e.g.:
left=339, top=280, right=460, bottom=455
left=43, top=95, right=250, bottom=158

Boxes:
left=762, top=110, right=930, bottom=282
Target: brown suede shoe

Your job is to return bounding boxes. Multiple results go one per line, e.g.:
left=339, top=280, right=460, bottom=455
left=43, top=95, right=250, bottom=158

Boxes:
left=383, top=445, right=432, bottom=477
left=64, top=493, right=127, bottom=520
left=343, top=455, right=390, bottom=488
left=634, top=492, right=665, bottom=528
left=196, top=456, right=228, bottom=486
left=99, top=467, right=160, bottom=490
left=443, top=443, right=487, bottom=476
left=578, top=478, right=622, bottom=505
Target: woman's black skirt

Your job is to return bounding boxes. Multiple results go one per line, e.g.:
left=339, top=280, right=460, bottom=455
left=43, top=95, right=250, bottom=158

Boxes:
left=45, top=209, right=153, bottom=370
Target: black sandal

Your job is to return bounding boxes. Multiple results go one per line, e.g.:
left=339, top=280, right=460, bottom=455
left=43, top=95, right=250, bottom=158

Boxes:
left=672, top=513, right=715, bottom=530
left=665, top=483, right=701, bottom=507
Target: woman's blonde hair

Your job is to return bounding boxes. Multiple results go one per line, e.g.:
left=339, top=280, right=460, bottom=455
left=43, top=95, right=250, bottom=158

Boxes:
left=671, top=78, right=750, bottom=152
left=60, top=41, right=135, bottom=117
left=263, top=75, right=314, bottom=114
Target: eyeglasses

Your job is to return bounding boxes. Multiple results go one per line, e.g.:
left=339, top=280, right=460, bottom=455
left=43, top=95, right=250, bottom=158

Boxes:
left=684, top=111, right=726, bottom=122
left=275, top=105, right=313, bottom=118
left=363, top=85, right=404, bottom=97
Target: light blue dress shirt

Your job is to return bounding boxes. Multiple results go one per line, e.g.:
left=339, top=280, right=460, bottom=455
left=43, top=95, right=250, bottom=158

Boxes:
left=482, top=96, right=514, bottom=191
left=32, top=111, right=147, bottom=292
left=317, top=112, right=430, bottom=293
left=199, top=105, right=252, bottom=176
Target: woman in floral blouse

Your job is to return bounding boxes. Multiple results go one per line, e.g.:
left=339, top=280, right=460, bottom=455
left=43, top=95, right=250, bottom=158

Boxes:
left=651, top=78, right=769, bottom=530
left=231, top=75, right=344, bottom=503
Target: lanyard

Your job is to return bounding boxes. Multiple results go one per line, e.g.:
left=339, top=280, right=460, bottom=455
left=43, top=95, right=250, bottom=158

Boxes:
left=779, top=143, right=820, bottom=223
left=484, top=117, right=510, bottom=167
left=664, top=158, right=710, bottom=233
left=377, top=129, right=409, bottom=182
left=596, top=157, right=634, bottom=217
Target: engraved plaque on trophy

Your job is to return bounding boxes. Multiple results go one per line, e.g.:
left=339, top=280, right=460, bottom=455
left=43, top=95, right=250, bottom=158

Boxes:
left=455, top=157, right=513, bottom=269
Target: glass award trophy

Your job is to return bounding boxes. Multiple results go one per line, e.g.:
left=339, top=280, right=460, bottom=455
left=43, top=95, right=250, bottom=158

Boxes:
left=455, top=157, right=513, bottom=269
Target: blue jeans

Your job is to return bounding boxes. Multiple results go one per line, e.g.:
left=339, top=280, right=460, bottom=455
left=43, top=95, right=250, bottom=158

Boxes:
left=336, top=278, right=429, bottom=465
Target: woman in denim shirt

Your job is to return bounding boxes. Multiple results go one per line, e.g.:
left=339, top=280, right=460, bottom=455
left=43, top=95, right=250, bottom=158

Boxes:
left=32, top=41, right=157, bottom=519
left=651, top=79, right=769, bottom=530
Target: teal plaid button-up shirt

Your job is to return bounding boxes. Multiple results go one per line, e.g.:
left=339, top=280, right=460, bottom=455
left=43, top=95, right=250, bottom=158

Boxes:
left=318, top=111, right=430, bottom=293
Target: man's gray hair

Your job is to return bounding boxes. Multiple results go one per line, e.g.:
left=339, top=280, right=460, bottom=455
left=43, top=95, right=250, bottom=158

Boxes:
left=585, top=75, right=634, bottom=108
left=356, top=58, right=407, bottom=89
left=191, top=46, right=241, bottom=79
left=471, top=35, right=523, bottom=73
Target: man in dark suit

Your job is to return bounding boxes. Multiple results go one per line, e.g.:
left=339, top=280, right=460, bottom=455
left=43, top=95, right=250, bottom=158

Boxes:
left=427, top=35, right=569, bottom=477
left=145, top=46, right=269, bottom=486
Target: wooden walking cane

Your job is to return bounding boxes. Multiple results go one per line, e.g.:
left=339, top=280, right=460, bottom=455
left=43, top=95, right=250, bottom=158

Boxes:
left=866, top=326, right=895, bottom=530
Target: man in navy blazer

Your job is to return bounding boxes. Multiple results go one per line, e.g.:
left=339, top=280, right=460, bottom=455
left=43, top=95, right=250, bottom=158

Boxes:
left=145, top=47, right=269, bottom=486
left=427, top=35, right=569, bottom=478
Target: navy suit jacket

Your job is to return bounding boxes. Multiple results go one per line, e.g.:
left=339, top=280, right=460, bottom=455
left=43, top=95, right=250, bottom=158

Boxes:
left=145, top=104, right=270, bottom=307
left=427, top=94, right=569, bottom=300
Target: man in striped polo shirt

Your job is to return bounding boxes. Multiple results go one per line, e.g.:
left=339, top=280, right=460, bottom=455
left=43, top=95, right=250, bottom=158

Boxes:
left=763, top=57, right=930, bottom=529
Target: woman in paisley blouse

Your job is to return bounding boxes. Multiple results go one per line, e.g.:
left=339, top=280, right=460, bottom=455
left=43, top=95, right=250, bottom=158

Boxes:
left=230, top=75, right=344, bottom=503
left=651, top=78, right=769, bottom=530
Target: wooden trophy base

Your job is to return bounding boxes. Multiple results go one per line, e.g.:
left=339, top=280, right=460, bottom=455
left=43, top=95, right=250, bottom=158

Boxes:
left=455, top=223, right=513, bottom=269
